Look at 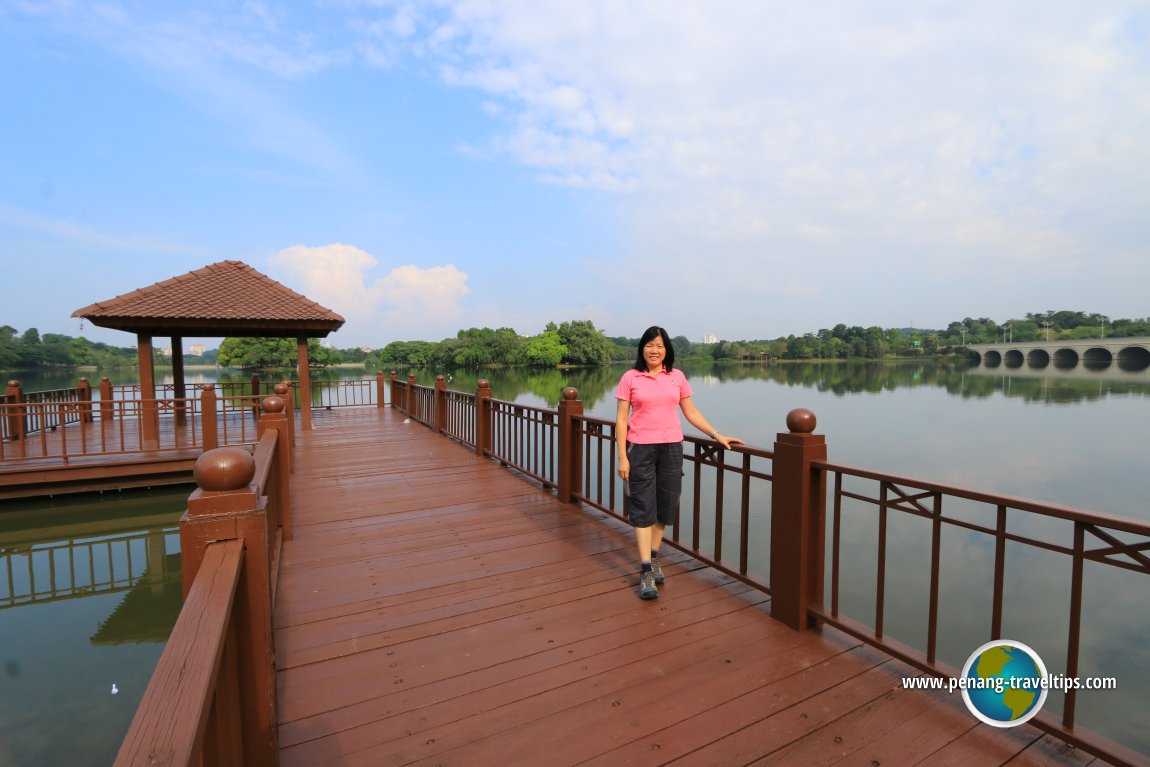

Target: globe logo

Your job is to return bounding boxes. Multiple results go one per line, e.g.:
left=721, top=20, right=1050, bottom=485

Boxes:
left=960, top=639, right=1049, bottom=727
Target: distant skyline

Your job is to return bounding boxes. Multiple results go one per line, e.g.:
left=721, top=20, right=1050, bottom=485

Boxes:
left=2, top=2, right=1147, bottom=350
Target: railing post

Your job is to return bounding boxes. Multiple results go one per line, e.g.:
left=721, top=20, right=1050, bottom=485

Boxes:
left=390, top=371, right=398, bottom=410
left=769, top=408, right=827, bottom=631
left=4, top=380, right=23, bottom=443
left=251, top=373, right=261, bottom=422
left=475, top=379, right=493, bottom=458
left=77, top=377, right=93, bottom=423
left=275, top=382, right=296, bottom=451
left=557, top=387, right=583, bottom=504
left=376, top=371, right=386, bottom=409
left=99, top=377, right=114, bottom=447
left=258, top=396, right=293, bottom=544
left=201, top=384, right=219, bottom=451
left=435, top=375, right=447, bottom=433
left=181, top=448, right=277, bottom=766
left=406, top=374, right=417, bottom=414
left=99, top=376, right=114, bottom=421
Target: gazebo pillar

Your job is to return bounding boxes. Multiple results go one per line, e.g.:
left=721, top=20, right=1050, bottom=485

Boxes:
left=171, top=335, right=188, bottom=426
left=137, top=334, right=160, bottom=449
left=296, top=335, right=313, bottom=431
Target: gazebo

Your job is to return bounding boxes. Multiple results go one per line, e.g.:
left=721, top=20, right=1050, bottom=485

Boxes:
left=72, top=260, right=345, bottom=438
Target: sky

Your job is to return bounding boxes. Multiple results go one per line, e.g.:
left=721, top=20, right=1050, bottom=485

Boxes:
left=2, top=1, right=1148, bottom=351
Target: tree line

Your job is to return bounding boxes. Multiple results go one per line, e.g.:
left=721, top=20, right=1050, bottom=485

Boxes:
left=3, top=310, right=1147, bottom=370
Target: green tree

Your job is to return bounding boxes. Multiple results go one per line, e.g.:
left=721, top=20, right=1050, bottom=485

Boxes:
left=521, top=329, right=567, bottom=367
left=40, top=334, right=74, bottom=366
left=379, top=340, right=438, bottom=367
left=607, top=336, right=637, bottom=362
left=217, top=337, right=333, bottom=369
left=672, top=335, right=693, bottom=358
left=18, top=327, right=44, bottom=367
left=337, top=346, right=369, bottom=363
left=0, top=325, right=19, bottom=368
left=553, top=321, right=613, bottom=365
left=448, top=327, right=524, bottom=366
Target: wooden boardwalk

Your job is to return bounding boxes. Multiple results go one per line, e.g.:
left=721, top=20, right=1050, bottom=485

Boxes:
left=273, top=407, right=1104, bottom=767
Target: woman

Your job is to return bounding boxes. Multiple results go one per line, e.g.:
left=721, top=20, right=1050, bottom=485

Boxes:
left=615, top=326, right=743, bottom=600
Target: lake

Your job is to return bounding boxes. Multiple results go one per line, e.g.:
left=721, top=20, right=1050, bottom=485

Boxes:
left=2, top=358, right=1148, bottom=762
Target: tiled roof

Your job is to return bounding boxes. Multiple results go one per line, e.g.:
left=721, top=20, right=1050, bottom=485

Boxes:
left=72, top=260, right=345, bottom=337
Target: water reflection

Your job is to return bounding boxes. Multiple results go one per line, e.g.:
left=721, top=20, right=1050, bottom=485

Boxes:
left=0, top=488, right=186, bottom=767
left=12, top=358, right=1149, bottom=412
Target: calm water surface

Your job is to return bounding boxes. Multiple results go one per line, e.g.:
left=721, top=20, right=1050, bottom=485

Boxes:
left=3, top=360, right=1148, bottom=761
left=0, top=488, right=185, bottom=767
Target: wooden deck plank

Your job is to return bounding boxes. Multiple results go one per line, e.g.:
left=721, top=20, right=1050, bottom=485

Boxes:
left=279, top=579, right=761, bottom=763
left=273, top=407, right=1113, bottom=767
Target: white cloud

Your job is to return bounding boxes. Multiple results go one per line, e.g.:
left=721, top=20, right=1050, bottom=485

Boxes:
left=427, top=2, right=1144, bottom=336
left=269, top=243, right=379, bottom=319
left=268, top=244, right=471, bottom=341
left=375, top=264, right=471, bottom=315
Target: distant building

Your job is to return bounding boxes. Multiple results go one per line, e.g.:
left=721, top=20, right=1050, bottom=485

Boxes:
left=189, top=343, right=207, bottom=356
left=159, top=347, right=173, bottom=357
left=703, top=333, right=718, bottom=344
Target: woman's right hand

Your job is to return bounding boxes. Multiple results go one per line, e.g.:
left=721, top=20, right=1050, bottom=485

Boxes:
left=617, top=454, right=630, bottom=481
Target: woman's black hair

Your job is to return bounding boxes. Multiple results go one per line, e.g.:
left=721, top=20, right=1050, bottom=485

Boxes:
left=633, top=326, right=676, bottom=372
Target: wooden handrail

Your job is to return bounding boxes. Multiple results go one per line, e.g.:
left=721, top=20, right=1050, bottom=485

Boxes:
left=116, top=395, right=290, bottom=766
left=114, top=538, right=244, bottom=767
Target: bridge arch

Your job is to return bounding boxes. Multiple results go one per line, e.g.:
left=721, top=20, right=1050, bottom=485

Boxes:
left=981, top=350, right=1002, bottom=367
left=1053, top=348, right=1079, bottom=368
left=1004, top=349, right=1025, bottom=368
left=1118, top=346, right=1150, bottom=372
left=1083, top=347, right=1113, bottom=371
left=1027, top=349, right=1050, bottom=368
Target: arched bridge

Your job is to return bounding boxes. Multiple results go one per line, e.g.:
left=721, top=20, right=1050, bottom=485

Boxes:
left=968, top=336, right=1150, bottom=372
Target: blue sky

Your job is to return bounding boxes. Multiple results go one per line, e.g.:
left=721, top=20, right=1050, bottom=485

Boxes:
left=2, top=1, right=1147, bottom=350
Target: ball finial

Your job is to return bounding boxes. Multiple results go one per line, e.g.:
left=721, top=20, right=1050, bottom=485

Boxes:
left=194, top=447, right=255, bottom=491
left=562, top=387, right=579, bottom=400
left=262, top=396, right=285, bottom=414
left=786, top=408, right=817, bottom=433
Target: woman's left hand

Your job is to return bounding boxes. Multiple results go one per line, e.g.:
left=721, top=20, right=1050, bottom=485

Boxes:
left=714, top=433, right=743, bottom=450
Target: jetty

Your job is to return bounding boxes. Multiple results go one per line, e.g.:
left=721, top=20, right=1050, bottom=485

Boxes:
left=3, top=260, right=1144, bottom=765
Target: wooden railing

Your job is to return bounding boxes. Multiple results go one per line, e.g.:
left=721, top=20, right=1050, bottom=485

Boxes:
left=114, top=396, right=293, bottom=766
left=812, top=458, right=1150, bottom=767
left=392, top=379, right=1148, bottom=767
left=113, top=372, right=387, bottom=411
left=111, top=373, right=1147, bottom=766
left=0, top=389, right=258, bottom=462
left=0, top=381, right=304, bottom=464
left=115, top=537, right=244, bottom=766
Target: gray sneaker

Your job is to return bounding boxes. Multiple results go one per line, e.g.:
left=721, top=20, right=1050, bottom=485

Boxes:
left=650, top=558, right=665, bottom=584
left=639, top=570, right=659, bottom=600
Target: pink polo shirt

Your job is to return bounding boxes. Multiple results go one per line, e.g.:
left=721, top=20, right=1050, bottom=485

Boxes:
left=615, top=367, right=693, bottom=444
